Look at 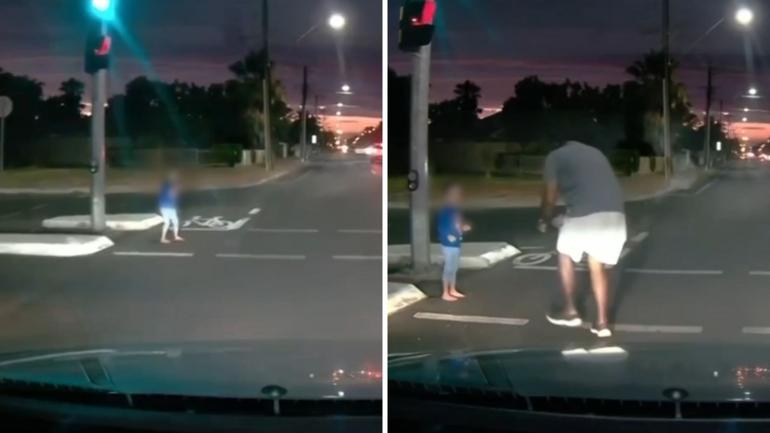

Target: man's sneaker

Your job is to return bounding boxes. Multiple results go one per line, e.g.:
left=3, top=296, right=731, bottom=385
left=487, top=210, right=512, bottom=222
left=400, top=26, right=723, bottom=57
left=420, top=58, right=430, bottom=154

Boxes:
left=545, top=311, right=582, bottom=328
left=590, top=324, right=613, bottom=338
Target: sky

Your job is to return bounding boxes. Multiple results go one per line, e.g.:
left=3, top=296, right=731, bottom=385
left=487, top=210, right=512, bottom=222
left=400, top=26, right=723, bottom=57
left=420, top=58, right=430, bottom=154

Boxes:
left=0, top=0, right=382, bottom=134
left=388, top=0, right=770, bottom=143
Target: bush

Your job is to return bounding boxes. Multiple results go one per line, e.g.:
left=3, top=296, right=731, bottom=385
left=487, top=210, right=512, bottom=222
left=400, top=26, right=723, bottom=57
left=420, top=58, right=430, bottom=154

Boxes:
left=212, top=143, right=241, bottom=167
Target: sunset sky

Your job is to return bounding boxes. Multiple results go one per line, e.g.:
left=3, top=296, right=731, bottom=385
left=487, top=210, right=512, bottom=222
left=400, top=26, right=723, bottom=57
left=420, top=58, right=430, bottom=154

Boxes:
left=0, top=0, right=381, bottom=134
left=388, top=0, right=770, bottom=143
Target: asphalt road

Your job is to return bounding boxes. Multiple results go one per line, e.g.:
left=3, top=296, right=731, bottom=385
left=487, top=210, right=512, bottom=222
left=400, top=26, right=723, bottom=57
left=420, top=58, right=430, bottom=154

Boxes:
left=389, top=161, right=770, bottom=354
left=0, top=153, right=382, bottom=364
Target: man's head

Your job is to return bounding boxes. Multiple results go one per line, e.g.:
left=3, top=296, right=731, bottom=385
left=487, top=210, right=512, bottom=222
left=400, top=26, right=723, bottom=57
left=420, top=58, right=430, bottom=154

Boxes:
left=444, top=182, right=463, bottom=206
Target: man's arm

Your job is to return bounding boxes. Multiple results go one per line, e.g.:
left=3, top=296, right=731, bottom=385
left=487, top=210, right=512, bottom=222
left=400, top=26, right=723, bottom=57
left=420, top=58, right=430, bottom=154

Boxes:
left=538, top=181, right=558, bottom=231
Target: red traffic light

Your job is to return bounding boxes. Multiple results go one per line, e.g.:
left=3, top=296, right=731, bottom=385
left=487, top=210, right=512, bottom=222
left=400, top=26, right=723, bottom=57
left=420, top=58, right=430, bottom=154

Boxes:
left=399, top=0, right=437, bottom=52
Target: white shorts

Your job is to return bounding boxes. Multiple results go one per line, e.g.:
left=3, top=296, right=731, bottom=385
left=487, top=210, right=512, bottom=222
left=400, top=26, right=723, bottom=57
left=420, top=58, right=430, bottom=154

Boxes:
left=557, top=212, right=627, bottom=265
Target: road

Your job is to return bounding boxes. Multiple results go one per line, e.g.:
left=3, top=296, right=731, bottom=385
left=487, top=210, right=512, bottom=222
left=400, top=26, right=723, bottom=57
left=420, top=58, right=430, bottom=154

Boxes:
left=389, top=161, right=770, bottom=354
left=0, top=153, right=382, bottom=361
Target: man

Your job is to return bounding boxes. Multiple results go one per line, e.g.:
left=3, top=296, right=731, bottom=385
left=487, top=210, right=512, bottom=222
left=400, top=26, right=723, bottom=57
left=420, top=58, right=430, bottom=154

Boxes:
left=538, top=140, right=626, bottom=338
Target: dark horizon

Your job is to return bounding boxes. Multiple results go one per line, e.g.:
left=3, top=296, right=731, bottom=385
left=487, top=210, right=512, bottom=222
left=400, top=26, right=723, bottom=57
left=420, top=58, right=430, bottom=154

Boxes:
left=388, top=0, right=770, bottom=142
left=0, top=0, right=382, bottom=133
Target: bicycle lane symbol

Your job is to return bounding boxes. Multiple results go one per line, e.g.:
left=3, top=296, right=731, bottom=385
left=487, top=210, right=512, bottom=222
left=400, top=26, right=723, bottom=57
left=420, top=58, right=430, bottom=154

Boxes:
left=512, top=231, right=648, bottom=269
left=182, top=216, right=250, bottom=232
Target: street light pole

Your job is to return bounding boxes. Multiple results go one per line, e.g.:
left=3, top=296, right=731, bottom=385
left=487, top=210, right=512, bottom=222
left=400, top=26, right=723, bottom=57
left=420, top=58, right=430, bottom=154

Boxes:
left=301, top=66, right=309, bottom=162
left=662, top=0, right=672, bottom=181
left=90, top=19, right=108, bottom=232
left=703, top=63, right=714, bottom=169
left=410, top=45, right=432, bottom=272
left=262, top=0, right=273, bottom=171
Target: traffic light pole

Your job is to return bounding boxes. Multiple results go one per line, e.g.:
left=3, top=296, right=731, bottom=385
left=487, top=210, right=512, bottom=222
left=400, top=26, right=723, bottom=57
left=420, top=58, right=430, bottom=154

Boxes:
left=90, top=20, right=107, bottom=232
left=409, top=44, right=432, bottom=272
left=262, top=0, right=273, bottom=171
left=301, top=66, right=309, bottom=162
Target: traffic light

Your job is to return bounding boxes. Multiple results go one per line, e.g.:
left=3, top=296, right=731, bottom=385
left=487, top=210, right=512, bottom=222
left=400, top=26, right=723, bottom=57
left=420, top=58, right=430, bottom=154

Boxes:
left=85, top=23, right=112, bottom=74
left=89, top=0, right=117, bottom=21
left=399, top=0, right=437, bottom=52
left=407, top=170, right=419, bottom=191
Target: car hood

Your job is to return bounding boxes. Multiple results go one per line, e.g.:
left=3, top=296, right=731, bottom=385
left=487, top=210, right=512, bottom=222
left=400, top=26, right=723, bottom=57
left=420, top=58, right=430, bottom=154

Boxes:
left=389, top=343, right=770, bottom=402
left=0, top=340, right=381, bottom=400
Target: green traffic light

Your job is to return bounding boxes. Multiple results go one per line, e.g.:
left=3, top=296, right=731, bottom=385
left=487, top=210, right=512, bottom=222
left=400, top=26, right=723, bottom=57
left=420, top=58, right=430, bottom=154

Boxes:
left=89, top=0, right=117, bottom=21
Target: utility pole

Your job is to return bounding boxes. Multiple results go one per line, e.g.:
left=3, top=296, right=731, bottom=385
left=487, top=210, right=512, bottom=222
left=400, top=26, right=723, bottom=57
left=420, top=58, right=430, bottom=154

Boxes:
left=300, top=66, right=309, bottom=162
left=262, top=0, right=273, bottom=171
left=703, top=64, right=714, bottom=169
left=662, top=0, right=672, bottom=181
left=409, top=45, right=432, bottom=272
left=90, top=19, right=108, bottom=232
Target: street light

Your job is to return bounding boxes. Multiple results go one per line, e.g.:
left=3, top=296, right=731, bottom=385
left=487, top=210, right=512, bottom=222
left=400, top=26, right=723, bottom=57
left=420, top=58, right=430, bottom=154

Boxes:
left=341, top=84, right=351, bottom=93
left=745, top=107, right=750, bottom=112
left=328, top=13, right=347, bottom=30
left=89, top=0, right=117, bottom=21
left=736, top=7, right=754, bottom=26
left=749, top=87, right=758, bottom=96
left=743, top=117, right=749, bottom=122
left=337, top=102, right=343, bottom=108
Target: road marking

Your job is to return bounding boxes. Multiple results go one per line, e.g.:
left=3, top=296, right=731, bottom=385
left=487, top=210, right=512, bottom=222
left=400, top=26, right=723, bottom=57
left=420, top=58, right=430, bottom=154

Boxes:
left=113, top=252, right=194, bottom=257
left=514, top=265, right=588, bottom=272
left=742, top=327, right=770, bottom=335
left=624, top=268, right=723, bottom=275
left=337, top=229, right=382, bottom=234
left=248, top=208, right=261, bottom=215
left=216, top=253, right=306, bottom=260
left=695, top=179, right=717, bottom=195
left=749, top=271, right=770, bottom=276
left=581, top=323, right=702, bottom=334
left=30, top=204, right=47, bottom=211
left=519, top=246, right=548, bottom=250
left=249, top=228, right=320, bottom=233
left=414, top=312, right=529, bottom=326
left=0, top=211, right=21, bottom=218
left=630, top=232, right=649, bottom=243
left=333, top=255, right=382, bottom=261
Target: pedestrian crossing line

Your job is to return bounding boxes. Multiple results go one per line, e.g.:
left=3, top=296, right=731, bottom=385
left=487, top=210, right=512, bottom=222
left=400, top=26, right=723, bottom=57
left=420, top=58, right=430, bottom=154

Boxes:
left=216, top=253, right=306, bottom=260
left=113, top=251, right=194, bottom=257
left=580, top=323, right=702, bottom=334
left=337, top=229, right=382, bottom=234
left=414, top=312, right=529, bottom=326
left=749, top=271, right=770, bottom=276
left=742, top=327, right=770, bottom=335
left=333, top=255, right=382, bottom=261
left=623, top=268, right=723, bottom=275
left=249, top=228, right=320, bottom=233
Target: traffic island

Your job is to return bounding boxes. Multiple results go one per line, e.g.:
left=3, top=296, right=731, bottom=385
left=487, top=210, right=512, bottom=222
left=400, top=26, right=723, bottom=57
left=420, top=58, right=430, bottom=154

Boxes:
left=388, top=242, right=520, bottom=270
left=42, top=214, right=163, bottom=231
left=388, top=282, right=427, bottom=315
left=0, top=234, right=113, bottom=257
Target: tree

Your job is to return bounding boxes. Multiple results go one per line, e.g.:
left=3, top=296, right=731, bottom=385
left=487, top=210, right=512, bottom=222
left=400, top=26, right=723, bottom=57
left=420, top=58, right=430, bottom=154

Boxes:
left=0, top=67, right=45, bottom=165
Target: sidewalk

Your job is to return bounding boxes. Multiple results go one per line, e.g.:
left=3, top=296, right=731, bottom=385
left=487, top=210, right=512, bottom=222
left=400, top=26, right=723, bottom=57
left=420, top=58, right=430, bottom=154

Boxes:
left=0, top=159, right=300, bottom=195
left=389, top=172, right=702, bottom=209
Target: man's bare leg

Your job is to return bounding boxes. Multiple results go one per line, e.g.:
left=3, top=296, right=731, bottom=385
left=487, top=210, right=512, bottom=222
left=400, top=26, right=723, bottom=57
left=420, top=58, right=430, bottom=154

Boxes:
left=558, top=253, right=578, bottom=315
left=587, top=255, right=611, bottom=337
left=546, top=254, right=582, bottom=327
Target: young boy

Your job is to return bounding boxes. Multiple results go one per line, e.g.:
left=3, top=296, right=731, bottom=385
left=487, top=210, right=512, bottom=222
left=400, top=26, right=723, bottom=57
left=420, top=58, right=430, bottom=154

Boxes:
left=159, top=171, right=185, bottom=244
left=437, top=183, right=471, bottom=302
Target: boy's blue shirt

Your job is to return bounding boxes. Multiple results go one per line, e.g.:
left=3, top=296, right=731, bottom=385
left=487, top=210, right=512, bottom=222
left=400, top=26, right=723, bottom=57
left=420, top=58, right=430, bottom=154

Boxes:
left=437, top=205, right=462, bottom=247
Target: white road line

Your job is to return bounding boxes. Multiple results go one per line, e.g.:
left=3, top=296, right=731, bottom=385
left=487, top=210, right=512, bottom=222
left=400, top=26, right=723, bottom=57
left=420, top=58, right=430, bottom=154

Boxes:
left=514, top=265, right=588, bottom=272
left=742, top=327, right=770, bottom=335
left=248, top=208, right=261, bottom=215
left=749, top=271, right=770, bottom=276
left=113, top=252, right=194, bottom=257
left=519, top=246, right=547, bottom=250
left=337, top=229, right=382, bottom=234
left=30, top=204, right=47, bottom=211
left=216, top=253, right=306, bottom=260
left=695, top=179, right=717, bottom=195
left=581, top=323, right=702, bottom=334
left=0, top=211, right=21, bottom=218
left=249, top=228, right=320, bottom=233
left=624, top=268, right=723, bottom=275
left=414, top=312, right=529, bottom=326
left=630, top=232, right=649, bottom=243
left=333, top=255, right=382, bottom=261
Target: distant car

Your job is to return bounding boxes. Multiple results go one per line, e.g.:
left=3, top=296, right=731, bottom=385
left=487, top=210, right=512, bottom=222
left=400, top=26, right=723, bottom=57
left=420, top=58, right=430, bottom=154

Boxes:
left=370, top=143, right=382, bottom=176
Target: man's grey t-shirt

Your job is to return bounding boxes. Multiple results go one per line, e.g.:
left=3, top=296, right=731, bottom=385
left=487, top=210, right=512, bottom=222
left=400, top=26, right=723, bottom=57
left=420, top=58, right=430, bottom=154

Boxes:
left=543, top=141, right=624, bottom=217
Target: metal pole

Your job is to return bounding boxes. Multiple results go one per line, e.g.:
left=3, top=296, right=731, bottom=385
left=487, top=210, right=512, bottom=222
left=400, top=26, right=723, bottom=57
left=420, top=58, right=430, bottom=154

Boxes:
left=703, top=64, right=713, bottom=169
left=301, top=65, right=309, bottom=162
left=662, top=0, right=672, bottom=180
left=90, top=20, right=107, bottom=232
left=262, top=0, right=273, bottom=171
left=409, top=45, right=432, bottom=272
left=0, top=117, right=5, bottom=172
